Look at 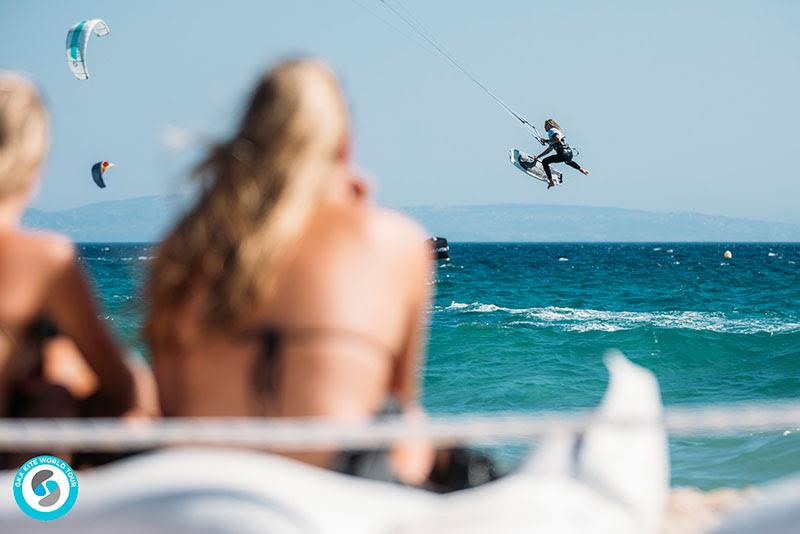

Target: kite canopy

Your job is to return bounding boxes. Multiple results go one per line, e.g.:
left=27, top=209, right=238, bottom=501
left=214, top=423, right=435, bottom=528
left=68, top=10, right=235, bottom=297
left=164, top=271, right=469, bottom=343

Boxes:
left=66, top=19, right=110, bottom=80
left=91, top=160, right=114, bottom=188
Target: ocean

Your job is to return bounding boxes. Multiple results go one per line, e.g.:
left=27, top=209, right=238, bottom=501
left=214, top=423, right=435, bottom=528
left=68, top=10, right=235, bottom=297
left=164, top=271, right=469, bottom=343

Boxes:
left=79, top=242, right=800, bottom=490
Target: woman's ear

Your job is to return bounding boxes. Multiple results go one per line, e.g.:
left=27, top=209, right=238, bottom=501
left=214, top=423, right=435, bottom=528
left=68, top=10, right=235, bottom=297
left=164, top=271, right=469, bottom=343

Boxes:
left=329, top=160, right=369, bottom=202
left=335, top=136, right=369, bottom=200
left=349, top=175, right=369, bottom=200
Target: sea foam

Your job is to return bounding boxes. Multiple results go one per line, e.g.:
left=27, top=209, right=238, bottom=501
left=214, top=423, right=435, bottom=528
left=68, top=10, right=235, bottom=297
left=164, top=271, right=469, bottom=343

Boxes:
left=443, top=301, right=800, bottom=334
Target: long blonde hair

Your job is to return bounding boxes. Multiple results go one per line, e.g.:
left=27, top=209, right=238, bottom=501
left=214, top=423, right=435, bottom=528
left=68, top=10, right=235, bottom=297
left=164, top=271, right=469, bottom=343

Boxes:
left=146, top=59, right=349, bottom=350
left=544, top=118, right=561, bottom=132
left=0, top=73, right=49, bottom=199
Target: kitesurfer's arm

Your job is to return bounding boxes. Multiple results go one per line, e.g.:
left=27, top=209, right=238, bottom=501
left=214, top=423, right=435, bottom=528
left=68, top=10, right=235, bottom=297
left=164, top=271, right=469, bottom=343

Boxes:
left=535, top=144, right=554, bottom=160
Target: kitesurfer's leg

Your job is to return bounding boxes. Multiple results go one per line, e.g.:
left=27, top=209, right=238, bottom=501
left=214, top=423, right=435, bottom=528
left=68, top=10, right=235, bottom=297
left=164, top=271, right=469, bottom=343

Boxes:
left=541, top=154, right=561, bottom=188
left=565, top=160, right=590, bottom=176
left=563, top=152, right=590, bottom=176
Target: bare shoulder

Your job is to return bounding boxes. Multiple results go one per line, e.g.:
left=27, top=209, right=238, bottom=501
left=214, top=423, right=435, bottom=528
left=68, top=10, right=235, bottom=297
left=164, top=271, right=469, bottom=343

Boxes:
left=27, top=231, right=76, bottom=268
left=350, top=207, right=431, bottom=321
left=1, top=230, right=76, bottom=271
left=367, top=207, right=428, bottom=249
left=305, top=202, right=430, bottom=278
left=0, top=230, right=77, bottom=319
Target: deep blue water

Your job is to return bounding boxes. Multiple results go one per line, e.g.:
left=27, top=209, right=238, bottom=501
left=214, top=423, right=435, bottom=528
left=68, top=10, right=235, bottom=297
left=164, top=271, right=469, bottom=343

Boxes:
left=79, top=242, right=800, bottom=489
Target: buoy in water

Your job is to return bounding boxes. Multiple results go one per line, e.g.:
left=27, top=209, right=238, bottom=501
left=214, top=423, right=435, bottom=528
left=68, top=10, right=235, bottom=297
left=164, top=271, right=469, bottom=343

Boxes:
left=723, top=250, right=732, bottom=259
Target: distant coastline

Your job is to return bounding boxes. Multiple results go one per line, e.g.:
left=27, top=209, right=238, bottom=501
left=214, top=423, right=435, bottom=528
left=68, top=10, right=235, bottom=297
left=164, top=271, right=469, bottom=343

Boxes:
left=24, top=196, right=800, bottom=243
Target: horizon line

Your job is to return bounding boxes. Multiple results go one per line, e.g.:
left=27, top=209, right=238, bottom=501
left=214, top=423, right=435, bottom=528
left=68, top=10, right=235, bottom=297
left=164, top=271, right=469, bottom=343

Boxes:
left=28, top=194, right=800, bottom=227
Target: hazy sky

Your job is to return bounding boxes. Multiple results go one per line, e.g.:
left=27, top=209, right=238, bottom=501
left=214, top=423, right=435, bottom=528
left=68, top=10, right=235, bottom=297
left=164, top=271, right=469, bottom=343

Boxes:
left=2, top=0, right=798, bottom=222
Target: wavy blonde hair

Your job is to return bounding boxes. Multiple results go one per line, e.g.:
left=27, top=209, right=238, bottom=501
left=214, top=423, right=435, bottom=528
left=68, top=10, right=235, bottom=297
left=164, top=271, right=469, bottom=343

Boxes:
left=146, top=59, right=349, bottom=350
left=0, top=73, right=49, bottom=199
left=544, top=118, right=561, bottom=131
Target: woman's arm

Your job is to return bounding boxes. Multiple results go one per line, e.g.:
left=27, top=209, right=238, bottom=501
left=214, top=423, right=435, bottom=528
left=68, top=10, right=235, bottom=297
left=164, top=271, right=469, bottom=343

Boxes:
left=42, top=242, right=135, bottom=415
left=391, top=236, right=431, bottom=406
left=536, top=144, right=554, bottom=159
left=389, top=229, right=435, bottom=484
left=536, top=131, right=562, bottom=159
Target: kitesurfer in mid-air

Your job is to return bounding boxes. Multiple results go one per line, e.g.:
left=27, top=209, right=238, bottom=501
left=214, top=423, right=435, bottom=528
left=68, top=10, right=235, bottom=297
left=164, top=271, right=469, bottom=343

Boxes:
left=521, top=119, right=589, bottom=189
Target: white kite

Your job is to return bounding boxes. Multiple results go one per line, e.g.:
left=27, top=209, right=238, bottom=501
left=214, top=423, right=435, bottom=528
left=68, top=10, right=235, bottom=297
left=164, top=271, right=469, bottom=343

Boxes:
left=66, top=19, right=110, bottom=80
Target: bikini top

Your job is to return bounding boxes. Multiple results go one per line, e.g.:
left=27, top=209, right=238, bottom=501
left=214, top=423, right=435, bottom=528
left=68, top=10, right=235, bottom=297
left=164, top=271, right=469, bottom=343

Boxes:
left=240, top=325, right=401, bottom=395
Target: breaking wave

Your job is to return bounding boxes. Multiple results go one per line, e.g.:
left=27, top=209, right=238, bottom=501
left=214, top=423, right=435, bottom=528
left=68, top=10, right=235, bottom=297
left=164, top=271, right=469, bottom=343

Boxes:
left=440, top=301, right=800, bottom=334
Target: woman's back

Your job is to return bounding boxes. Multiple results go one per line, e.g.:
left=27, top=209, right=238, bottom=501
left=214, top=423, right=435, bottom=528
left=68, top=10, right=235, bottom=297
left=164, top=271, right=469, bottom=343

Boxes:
left=0, top=73, right=147, bottom=448
left=148, top=60, right=434, bottom=481
left=0, top=231, right=75, bottom=420
left=0, top=231, right=70, bottom=331
left=160, top=200, right=429, bottom=419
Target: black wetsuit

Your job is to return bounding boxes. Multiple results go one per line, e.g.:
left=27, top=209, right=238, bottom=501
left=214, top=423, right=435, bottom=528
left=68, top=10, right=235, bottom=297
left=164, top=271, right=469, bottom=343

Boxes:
left=542, top=133, right=582, bottom=183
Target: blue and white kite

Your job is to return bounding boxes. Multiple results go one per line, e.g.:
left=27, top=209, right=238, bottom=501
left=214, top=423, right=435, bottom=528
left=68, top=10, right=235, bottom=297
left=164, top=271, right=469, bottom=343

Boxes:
left=66, top=19, right=110, bottom=80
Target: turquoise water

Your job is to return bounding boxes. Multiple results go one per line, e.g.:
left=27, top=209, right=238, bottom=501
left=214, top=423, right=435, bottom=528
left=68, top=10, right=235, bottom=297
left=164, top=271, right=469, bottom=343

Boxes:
left=79, top=242, right=800, bottom=489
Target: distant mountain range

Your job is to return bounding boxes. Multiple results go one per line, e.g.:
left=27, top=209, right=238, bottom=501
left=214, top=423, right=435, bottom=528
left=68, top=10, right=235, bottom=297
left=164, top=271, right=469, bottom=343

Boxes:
left=404, top=205, right=800, bottom=242
left=23, top=196, right=187, bottom=243
left=22, top=196, right=800, bottom=242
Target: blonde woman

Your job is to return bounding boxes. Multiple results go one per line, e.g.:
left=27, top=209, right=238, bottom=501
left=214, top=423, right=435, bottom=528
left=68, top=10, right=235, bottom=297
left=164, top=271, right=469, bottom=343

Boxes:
left=0, top=74, right=154, bottom=465
left=147, top=59, right=502, bottom=490
left=521, top=118, right=589, bottom=189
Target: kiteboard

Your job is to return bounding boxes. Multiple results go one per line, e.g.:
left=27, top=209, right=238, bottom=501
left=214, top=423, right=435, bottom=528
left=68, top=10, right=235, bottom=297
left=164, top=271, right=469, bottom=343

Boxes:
left=509, top=149, right=562, bottom=186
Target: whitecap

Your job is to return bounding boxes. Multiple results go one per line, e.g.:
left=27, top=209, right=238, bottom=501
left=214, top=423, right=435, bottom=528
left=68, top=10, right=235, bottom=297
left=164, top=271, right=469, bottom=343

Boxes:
left=473, top=303, right=505, bottom=313
left=443, top=302, right=800, bottom=334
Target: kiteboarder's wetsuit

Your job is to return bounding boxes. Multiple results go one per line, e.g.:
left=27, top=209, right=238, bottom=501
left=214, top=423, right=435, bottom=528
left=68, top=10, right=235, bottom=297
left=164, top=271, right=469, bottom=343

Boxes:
left=537, top=127, right=583, bottom=185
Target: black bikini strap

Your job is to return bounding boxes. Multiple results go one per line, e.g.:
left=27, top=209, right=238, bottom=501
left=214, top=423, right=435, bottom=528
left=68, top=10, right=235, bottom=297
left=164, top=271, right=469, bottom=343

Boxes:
left=244, top=325, right=399, bottom=399
left=242, top=325, right=398, bottom=360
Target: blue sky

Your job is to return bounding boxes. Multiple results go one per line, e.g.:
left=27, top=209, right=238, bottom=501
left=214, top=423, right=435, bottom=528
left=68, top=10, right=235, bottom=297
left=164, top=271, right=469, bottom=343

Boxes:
left=2, top=0, right=799, bottom=223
